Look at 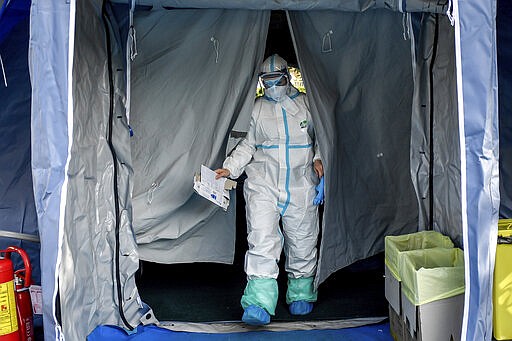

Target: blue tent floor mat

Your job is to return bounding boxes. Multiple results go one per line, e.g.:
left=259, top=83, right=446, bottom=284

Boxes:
left=88, top=321, right=393, bottom=340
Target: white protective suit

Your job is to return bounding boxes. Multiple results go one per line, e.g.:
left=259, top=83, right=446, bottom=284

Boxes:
left=223, top=85, right=321, bottom=281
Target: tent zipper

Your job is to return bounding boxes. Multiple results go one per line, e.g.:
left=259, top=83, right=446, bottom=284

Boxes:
left=428, top=14, right=440, bottom=230
left=102, top=1, right=134, bottom=331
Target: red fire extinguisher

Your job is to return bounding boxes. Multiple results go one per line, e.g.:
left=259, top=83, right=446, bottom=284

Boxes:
left=0, top=247, right=34, bottom=341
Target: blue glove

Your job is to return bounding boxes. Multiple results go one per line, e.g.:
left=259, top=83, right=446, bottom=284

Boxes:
left=313, top=176, right=325, bottom=205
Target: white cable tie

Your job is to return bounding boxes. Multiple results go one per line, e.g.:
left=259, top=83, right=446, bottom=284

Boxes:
left=0, top=53, right=7, bottom=87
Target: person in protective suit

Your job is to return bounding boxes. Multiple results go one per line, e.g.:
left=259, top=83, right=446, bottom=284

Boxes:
left=215, top=54, right=324, bottom=325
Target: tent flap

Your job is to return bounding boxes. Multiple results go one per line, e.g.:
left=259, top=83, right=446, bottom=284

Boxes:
left=58, top=1, right=146, bottom=339
left=130, top=8, right=270, bottom=264
left=288, top=9, right=419, bottom=286
left=410, top=13, right=462, bottom=245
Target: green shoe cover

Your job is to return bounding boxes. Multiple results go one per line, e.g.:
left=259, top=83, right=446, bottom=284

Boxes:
left=240, top=278, right=278, bottom=316
left=286, top=276, right=318, bottom=304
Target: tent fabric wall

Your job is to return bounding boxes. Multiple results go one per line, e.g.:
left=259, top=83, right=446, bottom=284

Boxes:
left=56, top=0, right=149, bottom=339
left=456, top=0, right=500, bottom=340
left=29, top=1, right=72, bottom=340
left=0, top=2, right=41, bottom=282
left=12, top=0, right=500, bottom=340
left=130, top=8, right=269, bottom=263
left=498, top=0, right=512, bottom=218
left=288, top=10, right=419, bottom=286
left=410, top=13, right=462, bottom=246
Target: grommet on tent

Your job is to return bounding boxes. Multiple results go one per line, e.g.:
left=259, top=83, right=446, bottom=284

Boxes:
left=139, top=303, right=159, bottom=326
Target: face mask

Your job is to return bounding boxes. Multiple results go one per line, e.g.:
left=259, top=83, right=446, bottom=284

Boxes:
left=266, top=85, right=288, bottom=101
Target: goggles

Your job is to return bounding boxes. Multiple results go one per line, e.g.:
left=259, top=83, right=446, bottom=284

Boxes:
left=260, top=72, right=288, bottom=89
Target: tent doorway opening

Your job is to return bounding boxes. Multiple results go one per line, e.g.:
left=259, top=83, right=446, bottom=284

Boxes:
left=135, top=254, right=387, bottom=323
left=136, top=184, right=388, bottom=323
left=134, top=10, right=388, bottom=324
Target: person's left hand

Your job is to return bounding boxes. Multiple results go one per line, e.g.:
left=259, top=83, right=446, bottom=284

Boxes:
left=314, top=159, right=324, bottom=178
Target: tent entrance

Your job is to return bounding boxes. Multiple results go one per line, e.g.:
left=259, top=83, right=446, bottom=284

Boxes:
left=127, top=4, right=416, bottom=326
left=133, top=9, right=389, bottom=324
left=135, top=189, right=388, bottom=323
left=135, top=256, right=387, bottom=323
left=55, top=1, right=486, bottom=338
left=1, top=0, right=503, bottom=338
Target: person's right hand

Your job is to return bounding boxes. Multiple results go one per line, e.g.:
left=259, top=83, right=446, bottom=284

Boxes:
left=215, top=168, right=230, bottom=179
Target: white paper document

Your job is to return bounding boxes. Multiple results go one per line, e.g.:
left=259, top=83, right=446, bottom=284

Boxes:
left=193, top=165, right=236, bottom=210
left=200, top=165, right=226, bottom=194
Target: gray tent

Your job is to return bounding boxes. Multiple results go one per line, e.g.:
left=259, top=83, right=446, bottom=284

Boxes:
left=0, top=0, right=506, bottom=340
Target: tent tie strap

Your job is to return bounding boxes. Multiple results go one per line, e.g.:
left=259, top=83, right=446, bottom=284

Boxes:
left=129, top=25, right=138, bottom=61
left=321, top=30, right=333, bottom=53
left=0, top=53, right=7, bottom=87
left=126, top=0, right=137, bottom=124
left=210, top=36, right=219, bottom=63
left=129, top=0, right=138, bottom=61
left=402, top=13, right=410, bottom=40
left=446, top=0, right=455, bottom=26
left=147, top=182, right=158, bottom=205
